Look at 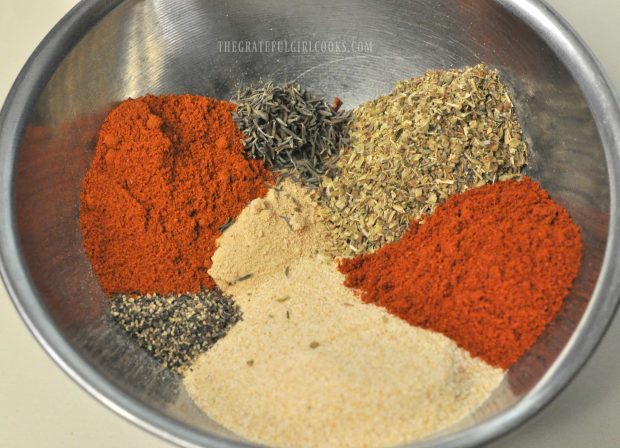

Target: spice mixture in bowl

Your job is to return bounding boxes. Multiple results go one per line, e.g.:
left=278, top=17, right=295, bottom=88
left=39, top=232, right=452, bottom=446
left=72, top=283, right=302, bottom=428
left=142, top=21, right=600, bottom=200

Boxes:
left=1, top=1, right=619, bottom=448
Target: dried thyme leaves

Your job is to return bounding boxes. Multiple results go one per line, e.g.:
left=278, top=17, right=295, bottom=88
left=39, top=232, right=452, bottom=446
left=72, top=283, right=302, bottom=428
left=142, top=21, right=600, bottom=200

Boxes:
left=319, top=64, right=528, bottom=256
left=110, top=290, right=242, bottom=372
left=233, top=82, right=351, bottom=187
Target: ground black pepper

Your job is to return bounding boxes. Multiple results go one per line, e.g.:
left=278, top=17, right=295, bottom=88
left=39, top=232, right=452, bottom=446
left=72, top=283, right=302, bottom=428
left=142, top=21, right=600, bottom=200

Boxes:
left=110, top=290, right=242, bottom=372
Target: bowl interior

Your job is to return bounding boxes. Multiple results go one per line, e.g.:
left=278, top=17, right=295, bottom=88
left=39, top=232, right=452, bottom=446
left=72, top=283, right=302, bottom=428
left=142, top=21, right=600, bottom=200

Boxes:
left=10, top=0, right=610, bottom=446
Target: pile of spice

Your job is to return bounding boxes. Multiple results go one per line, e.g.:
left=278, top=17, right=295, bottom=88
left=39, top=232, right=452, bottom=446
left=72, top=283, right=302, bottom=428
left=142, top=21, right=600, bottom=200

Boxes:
left=209, top=179, right=334, bottom=291
left=110, top=290, right=241, bottom=372
left=233, top=82, right=350, bottom=187
left=186, top=257, right=504, bottom=448
left=319, top=64, right=528, bottom=255
left=80, top=94, right=273, bottom=294
left=339, top=177, right=582, bottom=369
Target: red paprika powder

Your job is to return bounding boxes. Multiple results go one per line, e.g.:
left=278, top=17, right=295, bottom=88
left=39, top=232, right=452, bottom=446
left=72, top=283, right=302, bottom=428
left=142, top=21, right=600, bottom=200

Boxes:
left=80, top=94, right=273, bottom=294
left=339, top=177, right=582, bottom=369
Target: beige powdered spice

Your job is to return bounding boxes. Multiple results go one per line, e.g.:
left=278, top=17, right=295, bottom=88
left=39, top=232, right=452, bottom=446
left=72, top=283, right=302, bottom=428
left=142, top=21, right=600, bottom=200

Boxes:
left=186, top=257, right=504, bottom=448
left=209, top=179, right=334, bottom=292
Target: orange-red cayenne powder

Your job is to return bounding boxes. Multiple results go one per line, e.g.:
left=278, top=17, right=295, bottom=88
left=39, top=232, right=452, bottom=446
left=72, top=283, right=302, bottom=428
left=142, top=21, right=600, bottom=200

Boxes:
left=339, top=177, right=582, bottom=369
left=80, top=94, right=273, bottom=295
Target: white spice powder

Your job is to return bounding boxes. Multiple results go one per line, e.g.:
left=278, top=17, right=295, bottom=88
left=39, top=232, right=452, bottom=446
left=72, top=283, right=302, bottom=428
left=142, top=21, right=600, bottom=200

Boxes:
left=187, top=255, right=504, bottom=447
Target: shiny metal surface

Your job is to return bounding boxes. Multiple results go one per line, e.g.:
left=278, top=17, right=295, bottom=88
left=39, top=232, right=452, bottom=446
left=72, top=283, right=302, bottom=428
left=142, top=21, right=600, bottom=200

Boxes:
left=0, top=0, right=619, bottom=447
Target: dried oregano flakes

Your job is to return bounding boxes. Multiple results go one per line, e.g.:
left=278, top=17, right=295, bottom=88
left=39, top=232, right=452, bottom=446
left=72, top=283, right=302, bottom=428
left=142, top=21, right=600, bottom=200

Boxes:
left=319, top=64, right=528, bottom=256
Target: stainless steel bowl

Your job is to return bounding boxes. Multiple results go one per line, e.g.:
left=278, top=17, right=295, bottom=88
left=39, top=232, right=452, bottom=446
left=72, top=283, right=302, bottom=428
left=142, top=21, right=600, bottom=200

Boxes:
left=1, top=1, right=619, bottom=447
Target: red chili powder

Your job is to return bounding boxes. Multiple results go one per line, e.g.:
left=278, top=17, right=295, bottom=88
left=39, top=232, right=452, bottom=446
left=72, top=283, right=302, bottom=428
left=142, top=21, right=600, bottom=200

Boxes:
left=80, top=94, right=273, bottom=295
left=339, top=177, right=583, bottom=369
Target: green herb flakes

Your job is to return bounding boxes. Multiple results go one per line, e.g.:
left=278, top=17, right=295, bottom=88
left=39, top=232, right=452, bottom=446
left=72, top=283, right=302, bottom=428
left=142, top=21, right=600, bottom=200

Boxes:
left=319, top=64, right=527, bottom=256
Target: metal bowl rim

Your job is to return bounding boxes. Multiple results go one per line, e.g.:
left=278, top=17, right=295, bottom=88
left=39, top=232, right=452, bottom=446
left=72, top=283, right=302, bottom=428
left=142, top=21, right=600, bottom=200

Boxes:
left=1, top=0, right=619, bottom=447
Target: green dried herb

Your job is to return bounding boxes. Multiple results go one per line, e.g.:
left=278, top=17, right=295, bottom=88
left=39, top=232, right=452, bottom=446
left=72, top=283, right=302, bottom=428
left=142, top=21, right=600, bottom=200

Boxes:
left=218, top=218, right=235, bottom=233
left=319, top=64, right=528, bottom=256
left=235, top=273, right=253, bottom=282
left=233, top=82, right=351, bottom=187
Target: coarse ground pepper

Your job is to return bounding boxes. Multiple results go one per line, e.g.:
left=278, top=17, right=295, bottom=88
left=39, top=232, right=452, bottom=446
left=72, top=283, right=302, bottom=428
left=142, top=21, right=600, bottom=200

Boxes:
left=339, top=177, right=582, bottom=369
left=110, top=290, right=242, bottom=372
left=80, top=94, right=273, bottom=294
